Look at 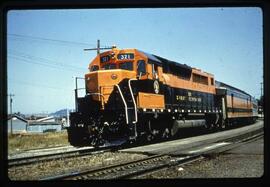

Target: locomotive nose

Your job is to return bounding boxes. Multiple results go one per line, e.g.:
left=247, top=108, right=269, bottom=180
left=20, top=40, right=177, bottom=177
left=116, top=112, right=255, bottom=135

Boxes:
left=85, top=72, right=99, bottom=93
left=85, top=69, right=136, bottom=103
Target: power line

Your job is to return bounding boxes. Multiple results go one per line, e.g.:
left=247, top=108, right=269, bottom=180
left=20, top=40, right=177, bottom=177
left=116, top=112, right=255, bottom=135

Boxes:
left=8, top=49, right=86, bottom=70
left=11, top=52, right=86, bottom=70
left=8, top=33, right=97, bottom=47
left=8, top=78, right=71, bottom=91
left=8, top=55, right=86, bottom=72
left=9, top=37, right=108, bottom=49
left=9, top=55, right=81, bottom=72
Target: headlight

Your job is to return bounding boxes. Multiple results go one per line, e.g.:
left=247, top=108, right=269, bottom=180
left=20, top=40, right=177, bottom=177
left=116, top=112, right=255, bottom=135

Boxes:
left=111, top=74, right=118, bottom=80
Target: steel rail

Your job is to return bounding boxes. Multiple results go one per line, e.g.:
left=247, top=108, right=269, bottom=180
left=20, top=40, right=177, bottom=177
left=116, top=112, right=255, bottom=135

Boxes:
left=41, top=126, right=263, bottom=180
left=123, top=131, right=264, bottom=179
left=200, top=131, right=264, bottom=155
left=8, top=146, right=116, bottom=167
left=9, top=122, right=263, bottom=168
left=218, top=127, right=263, bottom=144
left=40, top=154, right=171, bottom=180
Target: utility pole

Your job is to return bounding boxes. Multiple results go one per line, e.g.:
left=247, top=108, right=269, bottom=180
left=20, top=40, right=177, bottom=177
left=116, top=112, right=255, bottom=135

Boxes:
left=260, top=82, right=263, bottom=100
left=67, top=108, right=70, bottom=127
left=8, top=94, right=15, bottom=134
left=260, top=82, right=263, bottom=116
left=84, top=39, right=116, bottom=55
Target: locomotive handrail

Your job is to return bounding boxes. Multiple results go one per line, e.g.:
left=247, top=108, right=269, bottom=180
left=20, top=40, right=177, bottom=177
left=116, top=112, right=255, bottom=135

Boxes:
left=76, top=88, right=86, bottom=90
left=115, top=84, right=129, bottom=124
left=74, top=76, right=86, bottom=111
left=128, top=79, right=138, bottom=124
left=86, top=92, right=105, bottom=101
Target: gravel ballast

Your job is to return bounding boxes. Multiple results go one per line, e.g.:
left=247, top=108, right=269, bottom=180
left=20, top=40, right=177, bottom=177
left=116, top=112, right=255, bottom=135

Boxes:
left=135, top=153, right=263, bottom=179
left=8, top=152, right=148, bottom=180
left=135, top=138, right=264, bottom=179
left=8, top=134, right=264, bottom=180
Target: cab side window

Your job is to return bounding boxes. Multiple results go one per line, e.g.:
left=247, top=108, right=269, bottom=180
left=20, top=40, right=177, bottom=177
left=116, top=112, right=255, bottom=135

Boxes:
left=90, top=65, right=99, bottom=72
left=152, top=64, right=158, bottom=79
left=137, top=60, right=146, bottom=76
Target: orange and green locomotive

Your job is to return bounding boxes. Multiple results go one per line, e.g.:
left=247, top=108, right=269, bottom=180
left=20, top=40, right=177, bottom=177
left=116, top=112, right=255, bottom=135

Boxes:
left=67, top=47, right=258, bottom=146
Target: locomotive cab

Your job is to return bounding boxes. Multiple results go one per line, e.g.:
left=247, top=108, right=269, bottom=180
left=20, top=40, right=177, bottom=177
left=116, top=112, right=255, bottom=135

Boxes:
left=87, top=52, right=156, bottom=81
left=84, top=48, right=165, bottom=110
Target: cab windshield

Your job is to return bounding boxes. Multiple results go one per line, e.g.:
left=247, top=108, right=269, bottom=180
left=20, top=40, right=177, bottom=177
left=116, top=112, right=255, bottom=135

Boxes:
left=119, top=61, right=133, bottom=71
left=104, top=63, right=116, bottom=70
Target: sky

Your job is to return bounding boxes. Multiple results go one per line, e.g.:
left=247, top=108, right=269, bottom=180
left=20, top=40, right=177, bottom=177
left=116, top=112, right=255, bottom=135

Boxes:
left=7, top=8, right=263, bottom=114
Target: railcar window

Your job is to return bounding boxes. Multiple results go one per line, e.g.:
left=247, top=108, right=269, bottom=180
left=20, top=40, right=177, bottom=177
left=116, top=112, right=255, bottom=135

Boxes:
left=90, top=65, right=99, bottom=72
left=162, top=62, right=191, bottom=80
left=193, top=74, right=208, bottom=85
left=179, top=71, right=191, bottom=80
left=137, top=60, right=146, bottom=75
left=211, top=78, right=214, bottom=85
left=104, top=63, right=116, bottom=70
left=119, top=61, right=133, bottom=71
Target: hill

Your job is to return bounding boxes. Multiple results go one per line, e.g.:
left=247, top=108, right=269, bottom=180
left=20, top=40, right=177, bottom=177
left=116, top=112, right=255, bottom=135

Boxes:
left=50, top=109, right=73, bottom=118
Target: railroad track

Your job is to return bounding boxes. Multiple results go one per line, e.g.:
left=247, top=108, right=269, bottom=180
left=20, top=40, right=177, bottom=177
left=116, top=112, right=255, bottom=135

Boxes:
left=8, top=138, right=148, bottom=167
left=202, top=129, right=263, bottom=155
left=9, top=122, right=263, bottom=180
left=8, top=138, right=152, bottom=167
left=41, top=127, right=263, bottom=180
left=8, top=145, right=116, bottom=167
left=41, top=154, right=203, bottom=180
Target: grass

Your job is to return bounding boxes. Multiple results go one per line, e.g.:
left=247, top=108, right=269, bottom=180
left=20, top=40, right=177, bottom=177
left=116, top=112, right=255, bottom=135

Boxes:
left=8, top=131, right=69, bottom=154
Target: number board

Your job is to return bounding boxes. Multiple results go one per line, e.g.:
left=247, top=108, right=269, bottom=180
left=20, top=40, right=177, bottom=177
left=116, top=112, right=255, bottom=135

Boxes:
left=117, top=53, right=134, bottom=60
left=100, top=55, right=110, bottom=63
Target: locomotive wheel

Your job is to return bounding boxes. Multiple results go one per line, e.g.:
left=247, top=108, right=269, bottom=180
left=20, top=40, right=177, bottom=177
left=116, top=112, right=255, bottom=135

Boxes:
left=205, top=122, right=214, bottom=131
left=128, top=138, right=136, bottom=144
left=220, top=119, right=226, bottom=129
left=161, top=128, right=171, bottom=139
left=146, top=134, right=154, bottom=142
left=91, top=137, right=105, bottom=147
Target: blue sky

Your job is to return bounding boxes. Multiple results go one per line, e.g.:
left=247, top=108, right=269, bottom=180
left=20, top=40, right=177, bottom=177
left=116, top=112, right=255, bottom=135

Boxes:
left=7, top=8, right=263, bottom=114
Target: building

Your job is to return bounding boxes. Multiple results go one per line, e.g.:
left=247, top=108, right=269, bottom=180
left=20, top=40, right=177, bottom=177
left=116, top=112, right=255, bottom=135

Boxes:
left=8, top=114, right=64, bottom=133
left=27, top=116, right=62, bottom=133
left=7, top=114, right=28, bottom=133
left=27, top=122, right=62, bottom=133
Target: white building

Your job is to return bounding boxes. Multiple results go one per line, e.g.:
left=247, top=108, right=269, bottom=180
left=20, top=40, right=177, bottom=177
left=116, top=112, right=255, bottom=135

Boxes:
left=7, top=115, right=28, bottom=133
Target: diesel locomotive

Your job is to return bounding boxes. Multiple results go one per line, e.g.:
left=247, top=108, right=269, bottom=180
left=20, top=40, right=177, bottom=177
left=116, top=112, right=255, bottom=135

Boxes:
left=67, top=47, right=258, bottom=146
